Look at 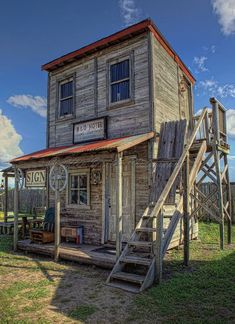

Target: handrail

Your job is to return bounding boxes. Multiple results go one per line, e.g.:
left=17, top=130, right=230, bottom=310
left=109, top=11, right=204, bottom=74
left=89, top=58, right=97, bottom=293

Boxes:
left=149, top=108, right=208, bottom=219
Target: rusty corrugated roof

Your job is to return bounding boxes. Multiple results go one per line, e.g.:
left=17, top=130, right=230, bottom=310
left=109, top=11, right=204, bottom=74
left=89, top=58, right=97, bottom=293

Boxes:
left=42, top=19, right=195, bottom=84
left=11, top=132, right=154, bottom=163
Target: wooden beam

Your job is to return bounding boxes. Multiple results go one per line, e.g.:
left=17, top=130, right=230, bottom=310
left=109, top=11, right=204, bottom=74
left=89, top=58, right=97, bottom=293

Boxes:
left=54, top=182, right=61, bottom=262
left=211, top=98, right=220, bottom=143
left=155, top=208, right=163, bottom=283
left=183, top=154, right=190, bottom=266
left=116, top=152, right=123, bottom=258
left=213, top=146, right=225, bottom=249
left=4, top=175, right=8, bottom=223
left=13, top=168, right=19, bottom=251
left=101, top=162, right=106, bottom=244
left=224, top=154, right=232, bottom=244
left=117, top=132, right=155, bottom=152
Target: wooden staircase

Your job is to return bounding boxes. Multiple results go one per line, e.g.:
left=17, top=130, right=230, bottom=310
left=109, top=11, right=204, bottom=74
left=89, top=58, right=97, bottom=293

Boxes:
left=107, top=98, right=232, bottom=293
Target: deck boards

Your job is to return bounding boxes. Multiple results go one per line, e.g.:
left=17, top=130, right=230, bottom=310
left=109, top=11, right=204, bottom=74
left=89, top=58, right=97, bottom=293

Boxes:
left=17, top=240, right=116, bottom=269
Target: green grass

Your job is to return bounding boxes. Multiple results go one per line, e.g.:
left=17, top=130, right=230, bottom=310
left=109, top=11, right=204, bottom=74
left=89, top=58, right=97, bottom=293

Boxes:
left=0, top=222, right=234, bottom=323
left=130, top=222, right=235, bottom=323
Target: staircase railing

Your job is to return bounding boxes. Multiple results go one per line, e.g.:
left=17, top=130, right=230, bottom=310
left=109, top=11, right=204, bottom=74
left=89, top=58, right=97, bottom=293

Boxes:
left=107, top=108, right=208, bottom=288
left=148, top=108, right=208, bottom=222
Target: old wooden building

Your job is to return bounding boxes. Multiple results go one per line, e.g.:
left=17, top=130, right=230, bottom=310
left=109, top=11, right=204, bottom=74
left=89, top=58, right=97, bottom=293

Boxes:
left=8, top=19, right=231, bottom=292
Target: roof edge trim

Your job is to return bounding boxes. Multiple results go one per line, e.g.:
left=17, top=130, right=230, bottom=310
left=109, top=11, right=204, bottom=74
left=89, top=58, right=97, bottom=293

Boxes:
left=42, top=18, right=195, bottom=84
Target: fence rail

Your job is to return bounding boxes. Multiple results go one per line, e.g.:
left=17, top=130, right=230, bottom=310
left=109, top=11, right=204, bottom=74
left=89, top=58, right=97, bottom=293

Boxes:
left=0, top=189, right=46, bottom=214
left=197, top=182, right=235, bottom=224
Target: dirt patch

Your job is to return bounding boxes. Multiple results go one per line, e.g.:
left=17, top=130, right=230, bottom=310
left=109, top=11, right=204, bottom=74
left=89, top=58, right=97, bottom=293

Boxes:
left=0, top=248, right=134, bottom=323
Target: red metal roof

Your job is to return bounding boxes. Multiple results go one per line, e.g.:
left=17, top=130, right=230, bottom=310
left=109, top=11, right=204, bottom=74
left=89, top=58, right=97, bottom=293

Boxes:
left=11, top=132, right=154, bottom=163
left=42, top=19, right=195, bottom=84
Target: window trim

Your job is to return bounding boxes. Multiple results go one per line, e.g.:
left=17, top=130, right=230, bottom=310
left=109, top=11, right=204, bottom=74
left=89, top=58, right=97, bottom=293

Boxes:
left=57, top=75, right=75, bottom=120
left=66, top=168, right=90, bottom=209
left=107, top=53, right=134, bottom=109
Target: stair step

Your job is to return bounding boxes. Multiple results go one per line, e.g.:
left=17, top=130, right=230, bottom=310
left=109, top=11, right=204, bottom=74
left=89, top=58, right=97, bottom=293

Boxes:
left=111, top=271, right=145, bottom=284
left=107, top=281, right=140, bottom=293
left=142, top=215, right=157, bottom=219
left=121, top=255, right=152, bottom=266
left=143, top=214, right=173, bottom=219
left=136, top=227, right=157, bottom=233
left=128, top=241, right=153, bottom=248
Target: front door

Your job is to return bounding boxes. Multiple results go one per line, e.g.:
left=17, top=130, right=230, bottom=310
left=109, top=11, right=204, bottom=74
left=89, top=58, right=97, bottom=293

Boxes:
left=105, top=158, right=136, bottom=243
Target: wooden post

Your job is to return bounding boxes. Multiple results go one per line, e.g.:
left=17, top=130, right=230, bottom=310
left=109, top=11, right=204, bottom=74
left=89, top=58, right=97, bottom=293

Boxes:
left=211, top=98, right=220, bottom=143
left=54, top=180, right=60, bottom=262
left=4, top=175, right=8, bottom=223
left=183, top=154, right=190, bottom=266
left=155, top=209, right=163, bottom=283
left=13, top=168, right=19, bottom=251
left=224, top=154, right=232, bottom=244
left=116, top=152, right=123, bottom=259
left=46, top=166, right=50, bottom=209
left=213, top=147, right=224, bottom=249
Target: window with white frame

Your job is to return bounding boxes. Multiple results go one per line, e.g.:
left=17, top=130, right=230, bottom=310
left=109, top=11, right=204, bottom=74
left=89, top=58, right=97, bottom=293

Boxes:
left=68, top=171, right=90, bottom=206
left=59, top=78, right=74, bottom=117
left=110, top=59, right=130, bottom=103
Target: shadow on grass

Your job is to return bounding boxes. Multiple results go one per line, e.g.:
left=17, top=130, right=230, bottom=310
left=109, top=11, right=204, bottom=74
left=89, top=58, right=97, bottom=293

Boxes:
left=1, top=223, right=235, bottom=323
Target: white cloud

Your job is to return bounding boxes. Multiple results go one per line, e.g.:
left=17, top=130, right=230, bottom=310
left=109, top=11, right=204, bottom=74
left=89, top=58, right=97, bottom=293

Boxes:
left=119, top=0, right=141, bottom=26
left=217, top=84, right=235, bottom=98
left=0, top=109, right=23, bottom=171
left=203, top=45, right=216, bottom=54
left=193, top=56, right=208, bottom=72
left=7, top=95, right=47, bottom=118
left=226, top=109, right=235, bottom=138
left=199, top=79, right=217, bottom=92
left=199, top=79, right=235, bottom=98
left=212, top=0, right=235, bottom=35
left=196, top=107, right=235, bottom=139
left=211, top=45, right=216, bottom=53
left=228, top=155, right=235, bottom=160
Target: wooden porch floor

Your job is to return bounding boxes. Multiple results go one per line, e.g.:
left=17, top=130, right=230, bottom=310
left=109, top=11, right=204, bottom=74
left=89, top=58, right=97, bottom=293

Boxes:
left=17, top=240, right=116, bottom=269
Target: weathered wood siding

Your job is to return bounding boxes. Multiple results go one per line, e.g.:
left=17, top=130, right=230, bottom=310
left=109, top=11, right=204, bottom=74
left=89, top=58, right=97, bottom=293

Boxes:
left=151, top=34, right=193, bottom=135
left=48, top=33, right=151, bottom=147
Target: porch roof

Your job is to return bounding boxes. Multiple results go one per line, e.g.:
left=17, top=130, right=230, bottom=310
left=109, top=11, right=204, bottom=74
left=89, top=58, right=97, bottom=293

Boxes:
left=11, top=132, right=155, bottom=163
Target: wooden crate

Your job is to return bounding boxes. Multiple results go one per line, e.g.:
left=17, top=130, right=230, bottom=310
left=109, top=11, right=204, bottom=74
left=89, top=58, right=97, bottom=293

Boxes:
left=30, top=230, right=54, bottom=244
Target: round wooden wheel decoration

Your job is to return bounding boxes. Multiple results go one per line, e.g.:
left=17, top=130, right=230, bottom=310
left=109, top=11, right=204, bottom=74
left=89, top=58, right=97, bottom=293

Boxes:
left=16, top=168, right=24, bottom=190
left=49, top=164, right=68, bottom=192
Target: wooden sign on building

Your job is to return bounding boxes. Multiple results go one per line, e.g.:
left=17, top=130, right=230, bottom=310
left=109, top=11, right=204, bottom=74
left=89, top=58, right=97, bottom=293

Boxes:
left=73, top=117, right=107, bottom=144
left=25, top=170, right=46, bottom=187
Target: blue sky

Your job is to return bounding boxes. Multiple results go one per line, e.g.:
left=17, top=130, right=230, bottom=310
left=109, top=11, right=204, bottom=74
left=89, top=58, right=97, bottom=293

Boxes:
left=0, top=0, right=235, bottom=179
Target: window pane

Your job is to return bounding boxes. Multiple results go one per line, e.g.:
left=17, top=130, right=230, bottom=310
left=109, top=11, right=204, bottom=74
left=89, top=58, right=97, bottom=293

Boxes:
left=79, top=175, right=87, bottom=189
left=71, top=175, right=78, bottom=189
left=111, top=60, right=129, bottom=83
left=79, top=190, right=87, bottom=205
left=111, top=80, right=130, bottom=102
left=70, top=190, right=78, bottom=204
left=61, top=81, right=73, bottom=99
left=60, top=98, right=73, bottom=116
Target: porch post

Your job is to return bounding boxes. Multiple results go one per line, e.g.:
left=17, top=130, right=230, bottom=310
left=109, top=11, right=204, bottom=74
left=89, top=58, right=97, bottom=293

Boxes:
left=183, top=153, right=190, bottom=266
left=4, top=174, right=8, bottom=223
left=116, top=152, right=123, bottom=258
left=54, top=181, right=60, bottom=261
left=13, top=167, right=19, bottom=251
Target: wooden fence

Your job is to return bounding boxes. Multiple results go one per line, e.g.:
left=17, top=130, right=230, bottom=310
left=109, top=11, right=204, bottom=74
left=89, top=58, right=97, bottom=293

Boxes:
left=0, top=189, right=46, bottom=214
left=198, top=182, right=235, bottom=224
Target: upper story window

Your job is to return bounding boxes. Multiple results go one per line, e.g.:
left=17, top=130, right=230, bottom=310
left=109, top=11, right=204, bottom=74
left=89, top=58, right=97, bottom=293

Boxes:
left=110, top=59, right=130, bottom=103
left=59, top=78, right=74, bottom=117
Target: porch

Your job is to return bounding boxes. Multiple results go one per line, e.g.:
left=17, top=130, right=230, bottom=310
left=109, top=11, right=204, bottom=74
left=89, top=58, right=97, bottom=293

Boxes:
left=18, top=239, right=116, bottom=269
